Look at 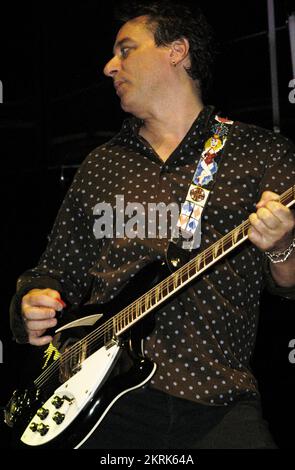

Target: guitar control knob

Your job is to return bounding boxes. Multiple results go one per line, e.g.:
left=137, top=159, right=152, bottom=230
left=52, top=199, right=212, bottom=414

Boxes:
left=51, top=395, right=64, bottom=409
left=52, top=411, right=65, bottom=425
left=37, top=407, right=49, bottom=420
left=37, top=423, right=49, bottom=436
left=29, top=422, right=38, bottom=432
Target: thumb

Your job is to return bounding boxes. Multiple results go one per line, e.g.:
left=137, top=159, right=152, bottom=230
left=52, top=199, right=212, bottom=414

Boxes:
left=256, top=190, right=280, bottom=209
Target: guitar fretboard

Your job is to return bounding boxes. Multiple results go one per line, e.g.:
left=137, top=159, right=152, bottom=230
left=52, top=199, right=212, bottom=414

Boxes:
left=34, top=185, right=294, bottom=389
left=109, top=185, right=295, bottom=338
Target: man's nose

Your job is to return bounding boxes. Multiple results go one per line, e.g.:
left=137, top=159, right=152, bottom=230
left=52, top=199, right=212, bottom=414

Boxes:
left=103, top=56, right=120, bottom=77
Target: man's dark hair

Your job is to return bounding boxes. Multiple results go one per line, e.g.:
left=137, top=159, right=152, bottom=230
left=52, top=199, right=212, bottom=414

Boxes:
left=114, top=0, right=216, bottom=98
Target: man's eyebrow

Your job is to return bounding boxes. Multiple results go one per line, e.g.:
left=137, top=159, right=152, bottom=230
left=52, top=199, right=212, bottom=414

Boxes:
left=113, top=37, right=134, bottom=54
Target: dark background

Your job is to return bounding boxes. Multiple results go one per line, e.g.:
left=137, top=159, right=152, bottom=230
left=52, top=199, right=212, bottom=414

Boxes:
left=0, top=0, right=294, bottom=449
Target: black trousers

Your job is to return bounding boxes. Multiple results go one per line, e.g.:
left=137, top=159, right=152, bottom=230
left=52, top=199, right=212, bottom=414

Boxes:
left=80, top=387, right=277, bottom=449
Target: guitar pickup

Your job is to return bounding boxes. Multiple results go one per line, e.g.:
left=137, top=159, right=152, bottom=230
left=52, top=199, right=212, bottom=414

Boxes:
left=105, top=337, right=119, bottom=350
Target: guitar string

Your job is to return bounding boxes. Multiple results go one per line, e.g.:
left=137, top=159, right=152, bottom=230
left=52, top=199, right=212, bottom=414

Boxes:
left=34, top=189, right=292, bottom=389
left=34, top=219, right=250, bottom=388
left=34, top=216, right=252, bottom=389
left=32, top=207, right=281, bottom=389
left=34, top=188, right=293, bottom=388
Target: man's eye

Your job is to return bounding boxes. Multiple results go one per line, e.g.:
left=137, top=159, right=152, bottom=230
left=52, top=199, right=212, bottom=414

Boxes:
left=121, top=47, right=130, bottom=58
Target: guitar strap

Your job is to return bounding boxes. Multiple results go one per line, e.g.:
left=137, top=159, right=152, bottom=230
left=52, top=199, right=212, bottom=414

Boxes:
left=166, top=115, right=234, bottom=270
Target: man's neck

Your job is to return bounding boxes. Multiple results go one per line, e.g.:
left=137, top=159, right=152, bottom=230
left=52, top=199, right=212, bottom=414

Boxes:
left=138, top=98, right=204, bottom=162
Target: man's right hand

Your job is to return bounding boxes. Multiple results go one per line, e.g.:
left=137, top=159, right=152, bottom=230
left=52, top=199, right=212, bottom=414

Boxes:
left=21, top=288, right=66, bottom=346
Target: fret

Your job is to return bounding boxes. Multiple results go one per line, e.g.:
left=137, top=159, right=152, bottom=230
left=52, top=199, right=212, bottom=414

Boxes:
left=220, top=236, right=226, bottom=253
left=221, top=236, right=225, bottom=254
left=135, top=299, right=140, bottom=319
left=162, top=282, right=169, bottom=297
left=213, top=241, right=221, bottom=259
left=150, top=291, right=155, bottom=306
left=173, top=271, right=179, bottom=290
left=113, top=316, right=119, bottom=336
left=159, top=285, right=164, bottom=301
left=182, top=266, right=189, bottom=283
left=169, top=278, right=175, bottom=293
left=122, top=311, right=127, bottom=328
left=128, top=307, right=133, bottom=324
left=188, top=261, right=197, bottom=279
left=144, top=295, right=150, bottom=311
left=152, top=289, right=158, bottom=306
left=196, top=254, right=202, bottom=272
left=149, top=291, right=155, bottom=307
left=155, top=285, right=160, bottom=302
left=130, top=304, right=134, bottom=322
left=134, top=304, right=138, bottom=320
left=199, top=251, right=206, bottom=271
left=201, top=250, right=207, bottom=269
left=208, top=250, right=214, bottom=266
left=238, top=224, right=245, bottom=241
left=232, top=227, right=239, bottom=244
left=167, top=279, right=174, bottom=297
left=118, top=315, right=123, bottom=331
left=124, top=309, right=129, bottom=326
left=140, top=296, right=146, bottom=313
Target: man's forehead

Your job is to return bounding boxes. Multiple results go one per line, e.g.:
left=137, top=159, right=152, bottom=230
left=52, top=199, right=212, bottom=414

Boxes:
left=114, top=16, right=155, bottom=48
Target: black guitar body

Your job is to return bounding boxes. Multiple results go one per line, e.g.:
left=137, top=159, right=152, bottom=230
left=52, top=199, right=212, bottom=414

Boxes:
left=6, top=261, right=167, bottom=449
left=5, top=185, right=294, bottom=448
left=10, top=344, right=156, bottom=449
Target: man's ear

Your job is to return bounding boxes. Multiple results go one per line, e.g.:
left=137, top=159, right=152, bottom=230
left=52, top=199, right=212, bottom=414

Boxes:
left=169, top=37, right=190, bottom=67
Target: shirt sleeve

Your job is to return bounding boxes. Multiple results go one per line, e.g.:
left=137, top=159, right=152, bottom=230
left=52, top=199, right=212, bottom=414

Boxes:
left=10, top=153, right=101, bottom=343
left=262, top=256, right=295, bottom=300
left=256, top=131, right=295, bottom=299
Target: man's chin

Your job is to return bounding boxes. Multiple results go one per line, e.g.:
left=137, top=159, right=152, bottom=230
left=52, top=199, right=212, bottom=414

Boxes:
left=120, top=97, right=134, bottom=114
left=119, top=94, right=142, bottom=117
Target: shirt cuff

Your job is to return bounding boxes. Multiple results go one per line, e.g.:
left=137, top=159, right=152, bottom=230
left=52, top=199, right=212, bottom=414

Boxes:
left=9, top=276, right=63, bottom=344
left=263, top=257, right=295, bottom=300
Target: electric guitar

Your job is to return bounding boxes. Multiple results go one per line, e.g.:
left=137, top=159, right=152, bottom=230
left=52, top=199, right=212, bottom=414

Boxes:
left=5, top=186, right=295, bottom=448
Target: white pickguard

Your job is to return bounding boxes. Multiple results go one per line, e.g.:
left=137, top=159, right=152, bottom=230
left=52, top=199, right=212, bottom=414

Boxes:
left=20, top=342, right=121, bottom=446
left=55, top=314, right=103, bottom=333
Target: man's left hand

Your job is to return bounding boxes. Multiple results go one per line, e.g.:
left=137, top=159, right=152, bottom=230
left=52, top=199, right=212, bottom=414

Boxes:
left=248, top=191, right=295, bottom=252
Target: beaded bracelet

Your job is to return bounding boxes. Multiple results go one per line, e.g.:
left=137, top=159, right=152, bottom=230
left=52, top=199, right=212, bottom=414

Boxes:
left=265, top=236, right=295, bottom=263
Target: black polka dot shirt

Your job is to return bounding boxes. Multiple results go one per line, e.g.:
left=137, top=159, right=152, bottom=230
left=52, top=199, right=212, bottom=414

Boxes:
left=12, top=106, right=295, bottom=406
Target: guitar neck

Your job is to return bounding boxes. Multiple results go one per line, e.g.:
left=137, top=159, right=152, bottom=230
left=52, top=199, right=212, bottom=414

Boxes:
left=110, top=185, right=294, bottom=338
left=34, top=186, right=294, bottom=391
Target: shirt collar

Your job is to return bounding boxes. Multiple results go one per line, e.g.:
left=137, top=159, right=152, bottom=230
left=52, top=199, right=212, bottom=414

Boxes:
left=122, top=105, right=215, bottom=136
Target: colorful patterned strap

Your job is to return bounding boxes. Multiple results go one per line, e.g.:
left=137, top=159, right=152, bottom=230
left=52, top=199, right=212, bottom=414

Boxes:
left=169, top=115, right=234, bottom=258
